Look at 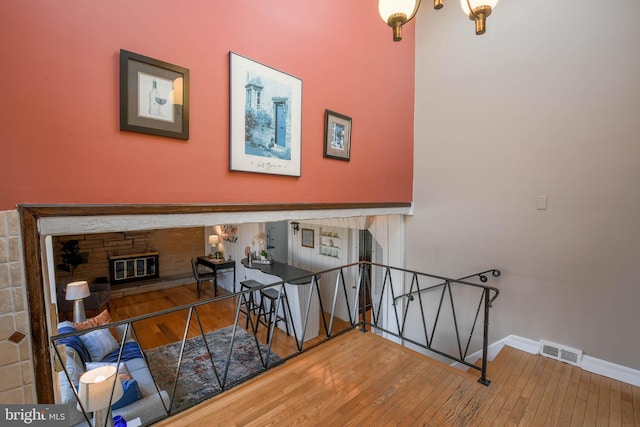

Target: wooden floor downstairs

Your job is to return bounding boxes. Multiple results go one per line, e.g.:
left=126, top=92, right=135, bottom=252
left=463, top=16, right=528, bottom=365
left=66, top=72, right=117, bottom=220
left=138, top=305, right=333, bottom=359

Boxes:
left=111, top=284, right=640, bottom=426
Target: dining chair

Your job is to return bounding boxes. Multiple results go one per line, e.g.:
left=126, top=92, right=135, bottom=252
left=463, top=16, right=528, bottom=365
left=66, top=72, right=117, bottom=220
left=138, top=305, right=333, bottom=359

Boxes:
left=191, top=258, right=218, bottom=298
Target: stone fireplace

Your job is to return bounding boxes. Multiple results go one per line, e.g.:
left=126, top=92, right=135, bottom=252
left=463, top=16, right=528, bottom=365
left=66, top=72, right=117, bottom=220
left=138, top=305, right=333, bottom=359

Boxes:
left=52, top=228, right=204, bottom=289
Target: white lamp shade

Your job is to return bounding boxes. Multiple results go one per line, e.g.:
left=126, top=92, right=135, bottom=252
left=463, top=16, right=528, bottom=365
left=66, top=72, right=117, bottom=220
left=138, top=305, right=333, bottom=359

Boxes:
left=378, top=0, right=419, bottom=24
left=460, top=0, right=499, bottom=15
left=65, top=281, right=90, bottom=301
left=77, top=366, right=124, bottom=412
left=208, top=235, right=220, bottom=245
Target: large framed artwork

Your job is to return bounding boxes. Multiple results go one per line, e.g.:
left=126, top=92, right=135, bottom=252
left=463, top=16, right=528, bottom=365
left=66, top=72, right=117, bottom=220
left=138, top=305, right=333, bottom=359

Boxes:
left=323, top=109, right=352, bottom=161
left=229, top=52, right=302, bottom=176
left=120, top=49, right=190, bottom=140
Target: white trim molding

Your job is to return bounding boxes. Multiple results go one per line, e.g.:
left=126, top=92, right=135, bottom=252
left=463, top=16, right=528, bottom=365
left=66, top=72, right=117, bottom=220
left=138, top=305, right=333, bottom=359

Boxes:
left=451, top=335, right=640, bottom=387
left=38, top=206, right=412, bottom=236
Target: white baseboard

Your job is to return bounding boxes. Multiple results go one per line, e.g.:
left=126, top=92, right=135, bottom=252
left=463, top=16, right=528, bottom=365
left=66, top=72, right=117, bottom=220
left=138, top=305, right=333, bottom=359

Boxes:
left=450, top=335, right=640, bottom=387
left=581, top=355, right=640, bottom=387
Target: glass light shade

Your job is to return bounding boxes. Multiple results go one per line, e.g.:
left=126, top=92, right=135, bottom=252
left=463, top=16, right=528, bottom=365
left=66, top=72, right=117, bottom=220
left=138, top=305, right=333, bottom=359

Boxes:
left=208, top=235, right=220, bottom=245
left=170, top=77, right=183, bottom=105
left=378, top=0, right=419, bottom=24
left=77, top=366, right=124, bottom=412
left=460, top=0, right=499, bottom=15
left=65, top=281, right=90, bottom=301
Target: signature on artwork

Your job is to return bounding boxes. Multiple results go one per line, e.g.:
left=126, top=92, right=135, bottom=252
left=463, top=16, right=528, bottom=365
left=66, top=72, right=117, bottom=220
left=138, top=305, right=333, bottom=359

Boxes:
left=256, top=160, right=283, bottom=171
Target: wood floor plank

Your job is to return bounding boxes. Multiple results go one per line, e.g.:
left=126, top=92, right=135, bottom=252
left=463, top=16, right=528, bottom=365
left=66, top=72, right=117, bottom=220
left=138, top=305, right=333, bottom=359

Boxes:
left=394, top=361, right=455, bottom=426
left=569, top=370, right=592, bottom=427
left=476, top=348, right=529, bottom=427
left=608, top=378, right=622, bottom=427
left=463, top=346, right=522, bottom=426
left=541, top=362, right=574, bottom=427
left=508, top=356, right=547, bottom=425
left=585, top=372, right=601, bottom=425
left=596, top=376, right=611, bottom=427
left=519, top=357, right=560, bottom=426
left=620, top=383, right=635, bottom=426
left=556, top=365, right=583, bottom=426
left=633, top=384, right=640, bottom=426
left=528, top=357, right=564, bottom=427
left=492, top=351, right=539, bottom=426
left=374, top=363, right=440, bottom=425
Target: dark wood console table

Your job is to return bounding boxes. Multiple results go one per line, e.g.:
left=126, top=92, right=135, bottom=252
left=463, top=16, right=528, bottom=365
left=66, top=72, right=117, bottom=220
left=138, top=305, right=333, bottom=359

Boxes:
left=196, top=257, right=237, bottom=292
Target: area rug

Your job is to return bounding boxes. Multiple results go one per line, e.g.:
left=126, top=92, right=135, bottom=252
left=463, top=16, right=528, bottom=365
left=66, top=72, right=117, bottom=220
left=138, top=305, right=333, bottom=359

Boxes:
left=146, top=325, right=281, bottom=413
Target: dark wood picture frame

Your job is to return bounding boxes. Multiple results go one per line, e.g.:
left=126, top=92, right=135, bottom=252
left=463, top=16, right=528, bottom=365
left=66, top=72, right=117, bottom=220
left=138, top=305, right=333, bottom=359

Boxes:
left=323, top=109, right=352, bottom=161
left=120, top=49, right=190, bottom=140
left=301, top=228, right=314, bottom=248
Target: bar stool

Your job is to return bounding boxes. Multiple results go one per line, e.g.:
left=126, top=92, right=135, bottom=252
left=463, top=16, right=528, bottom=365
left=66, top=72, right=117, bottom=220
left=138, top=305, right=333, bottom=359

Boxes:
left=256, top=286, right=291, bottom=343
left=239, top=280, right=262, bottom=329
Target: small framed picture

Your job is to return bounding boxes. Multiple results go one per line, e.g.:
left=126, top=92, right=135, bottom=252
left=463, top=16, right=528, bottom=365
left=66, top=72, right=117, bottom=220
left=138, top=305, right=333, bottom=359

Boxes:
left=301, top=228, right=314, bottom=248
left=120, top=49, right=190, bottom=140
left=323, top=109, right=352, bottom=161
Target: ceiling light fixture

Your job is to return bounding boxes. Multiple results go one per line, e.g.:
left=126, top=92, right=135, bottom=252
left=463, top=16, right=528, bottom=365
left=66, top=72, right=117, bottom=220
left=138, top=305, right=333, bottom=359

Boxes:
left=378, top=0, right=499, bottom=42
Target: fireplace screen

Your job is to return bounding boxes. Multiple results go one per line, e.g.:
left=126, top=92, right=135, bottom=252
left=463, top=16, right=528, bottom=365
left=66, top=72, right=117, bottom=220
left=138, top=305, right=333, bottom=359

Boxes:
left=109, top=252, right=159, bottom=284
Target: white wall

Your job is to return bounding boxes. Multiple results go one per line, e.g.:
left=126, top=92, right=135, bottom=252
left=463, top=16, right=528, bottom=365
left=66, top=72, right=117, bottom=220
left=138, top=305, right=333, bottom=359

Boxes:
left=409, top=0, right=640, bottom=369
left=289, top=223, right=354, bottom=321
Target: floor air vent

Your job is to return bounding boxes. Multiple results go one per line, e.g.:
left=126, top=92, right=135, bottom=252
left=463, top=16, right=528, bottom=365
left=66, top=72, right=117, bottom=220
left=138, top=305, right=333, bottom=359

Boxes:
left=539, top=340, right=583, bottom=367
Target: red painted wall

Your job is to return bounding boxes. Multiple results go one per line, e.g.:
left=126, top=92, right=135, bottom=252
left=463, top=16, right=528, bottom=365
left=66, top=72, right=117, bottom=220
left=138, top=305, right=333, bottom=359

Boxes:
left=0, top=1, right=414, bottom=211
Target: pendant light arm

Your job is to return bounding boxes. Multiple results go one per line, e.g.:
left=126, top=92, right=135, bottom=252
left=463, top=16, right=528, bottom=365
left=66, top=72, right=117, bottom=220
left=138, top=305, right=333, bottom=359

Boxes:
left=465, top=0, right=479, bottom=19
left=406, top=0, right=423, bottom=24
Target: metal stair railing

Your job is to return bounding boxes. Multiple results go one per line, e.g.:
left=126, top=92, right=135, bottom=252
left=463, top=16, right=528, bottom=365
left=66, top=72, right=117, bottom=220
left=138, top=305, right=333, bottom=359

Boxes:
left=356, top=263, right=500, bottom=385
left=50, top=261, right=500, bottom=426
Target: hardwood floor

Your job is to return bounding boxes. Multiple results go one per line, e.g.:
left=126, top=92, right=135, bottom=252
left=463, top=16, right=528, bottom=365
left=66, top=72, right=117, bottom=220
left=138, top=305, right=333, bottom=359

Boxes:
left=153, top=336, right=640, bottom=426
left=111, top=284, right=640, bottom=426
left=109, top=282, right=349, bottom=363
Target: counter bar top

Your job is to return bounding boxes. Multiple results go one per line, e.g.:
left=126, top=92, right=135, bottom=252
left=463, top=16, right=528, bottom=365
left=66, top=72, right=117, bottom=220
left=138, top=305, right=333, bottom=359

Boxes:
left=240, top=258, right=314, bottom=284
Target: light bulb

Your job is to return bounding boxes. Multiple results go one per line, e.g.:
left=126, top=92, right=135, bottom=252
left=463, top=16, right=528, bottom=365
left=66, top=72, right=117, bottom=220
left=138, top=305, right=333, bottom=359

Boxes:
left=460, top=0, right=498, bottom=34
left=378, top=0, right=419, bottom=24
left=460, top=0, right=499, bottom=15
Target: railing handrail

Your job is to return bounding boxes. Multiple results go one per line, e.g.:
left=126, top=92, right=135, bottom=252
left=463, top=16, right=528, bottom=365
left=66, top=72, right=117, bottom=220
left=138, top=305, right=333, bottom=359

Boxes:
left=392, top=268, right=501, bottom=306
left=50, top=260, right=501, bottom=425
left=50, top=263, right=499, bottom=340
left=354, top=262, right=501, bottom=385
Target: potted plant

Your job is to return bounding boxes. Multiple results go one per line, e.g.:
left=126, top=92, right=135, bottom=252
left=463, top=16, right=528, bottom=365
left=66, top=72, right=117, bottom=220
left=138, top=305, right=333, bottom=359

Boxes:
left=56, top=240, right=89, bottom=275
left=260, top=250, right=268, bottom=260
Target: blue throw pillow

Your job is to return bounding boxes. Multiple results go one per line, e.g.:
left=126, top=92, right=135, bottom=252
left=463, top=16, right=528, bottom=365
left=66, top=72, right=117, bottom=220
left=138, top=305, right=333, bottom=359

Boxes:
left=78, top=328, right=119, bottom=361
left=112, top=379, right=143, bottom=410
left=57, top=323, right=91, bottom=365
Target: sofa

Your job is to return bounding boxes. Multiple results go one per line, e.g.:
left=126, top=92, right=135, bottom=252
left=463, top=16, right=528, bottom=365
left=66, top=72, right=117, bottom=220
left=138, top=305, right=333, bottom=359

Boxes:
left=56, top=318, right=169, bottom=426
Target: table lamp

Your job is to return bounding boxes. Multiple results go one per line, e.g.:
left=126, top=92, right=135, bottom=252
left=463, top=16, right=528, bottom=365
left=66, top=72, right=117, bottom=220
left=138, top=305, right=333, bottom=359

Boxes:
left=65, top=280, right=90, bottom=323
left=77, top=365, right=124, bottom=427
left=208, top=235, right=221, bottom=259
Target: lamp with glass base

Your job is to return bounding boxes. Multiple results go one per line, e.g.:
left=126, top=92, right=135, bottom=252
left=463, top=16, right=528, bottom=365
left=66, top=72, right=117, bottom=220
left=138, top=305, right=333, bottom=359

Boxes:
left=65, top=280, right=90, bottom=323
left=208, top=235, right=223, bottom=259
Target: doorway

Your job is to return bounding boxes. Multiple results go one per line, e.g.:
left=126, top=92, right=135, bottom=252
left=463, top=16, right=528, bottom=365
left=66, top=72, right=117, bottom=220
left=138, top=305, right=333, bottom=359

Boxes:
left=358, top=230, right=373, bottom=311
left=274, top=102, right=287, bottom=147
left=266, top=221, right=288, bottom=263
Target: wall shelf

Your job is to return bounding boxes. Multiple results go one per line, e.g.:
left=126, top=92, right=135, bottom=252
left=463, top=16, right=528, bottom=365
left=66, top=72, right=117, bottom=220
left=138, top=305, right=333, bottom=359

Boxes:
left=318, top=227, right=341, bottom=258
